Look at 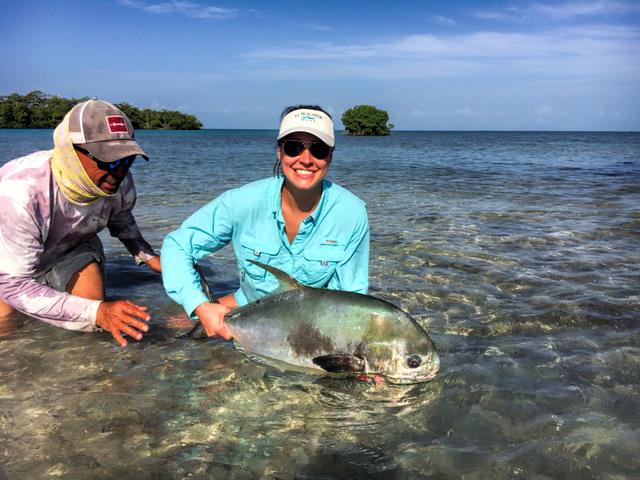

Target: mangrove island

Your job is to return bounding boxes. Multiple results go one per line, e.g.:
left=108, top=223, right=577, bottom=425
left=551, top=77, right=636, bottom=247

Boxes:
left=0, top=91, right=203, bottom=130
left=341, top=104, right=394, bottom=136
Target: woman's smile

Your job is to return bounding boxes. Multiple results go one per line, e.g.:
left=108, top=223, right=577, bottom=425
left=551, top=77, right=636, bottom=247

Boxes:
left=279, top=132, right=331, bottom=192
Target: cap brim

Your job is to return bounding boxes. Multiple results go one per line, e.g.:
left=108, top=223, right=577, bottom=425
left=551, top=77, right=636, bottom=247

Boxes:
left=277, top=127, right=335, bottom=148
left=80, top=139, right=149, bottom=162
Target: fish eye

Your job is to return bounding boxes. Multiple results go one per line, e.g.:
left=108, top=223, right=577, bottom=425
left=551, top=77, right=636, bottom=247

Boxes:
left=405, top=354, right=422, bottom=369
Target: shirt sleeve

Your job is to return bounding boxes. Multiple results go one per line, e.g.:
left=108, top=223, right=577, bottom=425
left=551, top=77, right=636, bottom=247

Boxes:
left=327, top=208, right=370, bottom=294
left=107, top=174, right=157, bottom=265
left=161, top=192, right=234, bottom=316
left=0, top=203, right=100, bottom=331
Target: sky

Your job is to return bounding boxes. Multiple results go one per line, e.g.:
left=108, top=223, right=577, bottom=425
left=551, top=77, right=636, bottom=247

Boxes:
left=1, top=0, right=639, bottom=130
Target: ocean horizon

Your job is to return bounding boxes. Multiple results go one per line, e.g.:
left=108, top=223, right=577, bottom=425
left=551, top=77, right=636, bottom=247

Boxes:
left=2, top=127, right=639, bottom=132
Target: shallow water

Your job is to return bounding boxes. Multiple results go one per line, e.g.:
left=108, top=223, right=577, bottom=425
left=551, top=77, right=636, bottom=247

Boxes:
left=1, top=130, right=639, bottom=479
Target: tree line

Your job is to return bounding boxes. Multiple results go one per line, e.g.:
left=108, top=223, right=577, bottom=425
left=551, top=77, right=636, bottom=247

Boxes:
left=0, top=91, right=203, bottom=130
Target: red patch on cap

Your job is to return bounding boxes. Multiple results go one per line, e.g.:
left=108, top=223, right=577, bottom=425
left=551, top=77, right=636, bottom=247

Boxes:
left=106, top=115, right=129, bottom=134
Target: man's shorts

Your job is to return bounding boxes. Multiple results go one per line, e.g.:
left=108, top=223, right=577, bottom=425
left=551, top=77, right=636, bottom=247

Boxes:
left=35, top=236, right=106, bottom=292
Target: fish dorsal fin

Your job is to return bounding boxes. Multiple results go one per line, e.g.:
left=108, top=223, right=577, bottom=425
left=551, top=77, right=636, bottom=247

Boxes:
left=247, top=260, right=302, bottom=292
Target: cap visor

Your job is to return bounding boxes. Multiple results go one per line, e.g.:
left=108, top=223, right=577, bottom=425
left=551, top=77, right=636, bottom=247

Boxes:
left=277, top=127, right=334, bottom=148
left=81, top=139, right=149, bottom=162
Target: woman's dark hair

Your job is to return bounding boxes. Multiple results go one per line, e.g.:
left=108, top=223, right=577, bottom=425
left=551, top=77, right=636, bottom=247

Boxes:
left=274, top=105, right=332, bottom=177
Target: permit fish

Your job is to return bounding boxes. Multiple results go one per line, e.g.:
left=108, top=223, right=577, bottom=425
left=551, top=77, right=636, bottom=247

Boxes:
left=188, top=261, right=439, bottom=384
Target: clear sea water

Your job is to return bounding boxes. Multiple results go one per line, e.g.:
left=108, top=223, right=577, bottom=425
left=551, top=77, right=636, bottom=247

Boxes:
left=0, top=129, right=639, bottom=479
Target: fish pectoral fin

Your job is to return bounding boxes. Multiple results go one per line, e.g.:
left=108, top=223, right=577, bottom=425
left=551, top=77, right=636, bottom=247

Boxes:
left=194, top=263, right=215, bottom=303
left=176, top=321, right=207, bottom=340
left=247, top=260, right=302, bottom=292
left=312, top=354, right=365, bottom=373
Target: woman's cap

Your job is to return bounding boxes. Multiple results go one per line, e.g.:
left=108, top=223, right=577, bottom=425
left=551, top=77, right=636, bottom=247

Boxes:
left=277, top=107, right=335, bottom=147
left=67, top=99, right=148, bottom=162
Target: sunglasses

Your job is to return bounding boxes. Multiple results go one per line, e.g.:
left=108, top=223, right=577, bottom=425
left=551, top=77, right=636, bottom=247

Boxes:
left=280, top=139, right=332, bottom=160
left=75, top=146, right=135, bottom=171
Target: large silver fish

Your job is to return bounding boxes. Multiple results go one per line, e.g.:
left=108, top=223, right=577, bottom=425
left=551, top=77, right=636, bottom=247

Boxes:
left=189, top=261, right=439, bottom=384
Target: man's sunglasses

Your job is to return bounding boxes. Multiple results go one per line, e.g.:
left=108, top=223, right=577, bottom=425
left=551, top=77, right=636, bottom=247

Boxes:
left=75, top=146, right=135, bottom=171
left=280, top=140, right=332, bottom=160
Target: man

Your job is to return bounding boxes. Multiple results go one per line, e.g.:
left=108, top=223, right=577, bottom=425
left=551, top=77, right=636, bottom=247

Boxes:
left=0, top=99, right=161, bottom=346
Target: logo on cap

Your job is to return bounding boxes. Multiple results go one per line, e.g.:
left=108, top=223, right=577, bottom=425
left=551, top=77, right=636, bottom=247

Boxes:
left=107, top=115, right=129, bottom=134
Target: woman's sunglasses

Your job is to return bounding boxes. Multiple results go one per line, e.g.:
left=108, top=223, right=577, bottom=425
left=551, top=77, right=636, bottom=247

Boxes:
left=75, top=146, right=135, bottom=171
left=280, top=140, right=332, bottom=160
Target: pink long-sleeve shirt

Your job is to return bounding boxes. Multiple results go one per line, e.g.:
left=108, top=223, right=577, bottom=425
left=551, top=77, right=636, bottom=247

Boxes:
left=0, top=150, right=155, bottom=331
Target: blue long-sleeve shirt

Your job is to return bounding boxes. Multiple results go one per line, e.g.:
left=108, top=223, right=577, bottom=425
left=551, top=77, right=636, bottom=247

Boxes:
left=161, top=176, right=369, bottom=316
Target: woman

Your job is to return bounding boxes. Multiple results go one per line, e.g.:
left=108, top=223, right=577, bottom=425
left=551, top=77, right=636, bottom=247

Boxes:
left=161, top=105, right=369, bottom=338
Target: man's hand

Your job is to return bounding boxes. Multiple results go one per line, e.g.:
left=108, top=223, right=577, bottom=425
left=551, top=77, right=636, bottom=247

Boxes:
left=96, top=300, right=150, bottom=347
left=194, top=302, right=232, bottom=339
left=145, top=255, right=162, bottom=273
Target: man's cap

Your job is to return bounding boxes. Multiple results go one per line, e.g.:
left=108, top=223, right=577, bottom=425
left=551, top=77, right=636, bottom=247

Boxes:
left=277, top=108, right=335, bottom=148
left=68, top=99, right=148, bottom=162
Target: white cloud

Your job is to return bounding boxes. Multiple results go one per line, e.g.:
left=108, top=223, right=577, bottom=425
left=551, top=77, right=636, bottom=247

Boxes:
left=434, top=15, right=458, bottom=27
left=305, top=24, right=332, bottom=31
left=533, top=104, right=568, bottom=124
left=245, top=42, right=378, bottom=60
left=533, top=104, right=555, bottom=116
left=118, top=0, right=239, bottom=19
left=530, top=1, right=638, bottom=18
left=407, top=108, right=485, bottom=117
left=205, top=105, right=267, bottom=115
left=452, top=107, right=485, bottom=116
left=472, top=5, right=525, bottom=21
left=475, top=1, right=639, bottom=21
left=243, top=25, right=640, bottom=82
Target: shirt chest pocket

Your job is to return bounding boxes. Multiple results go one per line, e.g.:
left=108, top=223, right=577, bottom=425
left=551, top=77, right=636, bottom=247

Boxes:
left=300, top=244, right=345, bottom=287
left=238, top=235, right=281, bottom=280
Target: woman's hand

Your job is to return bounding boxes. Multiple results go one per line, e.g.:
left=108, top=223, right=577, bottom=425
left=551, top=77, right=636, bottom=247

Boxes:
left=145, top=255, right=162, bottom=273
left=194, top=302, right=233, bottom=339
left=96, top=300, right=150, bottom=347
left=217, top=294, right=239, bottom=309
